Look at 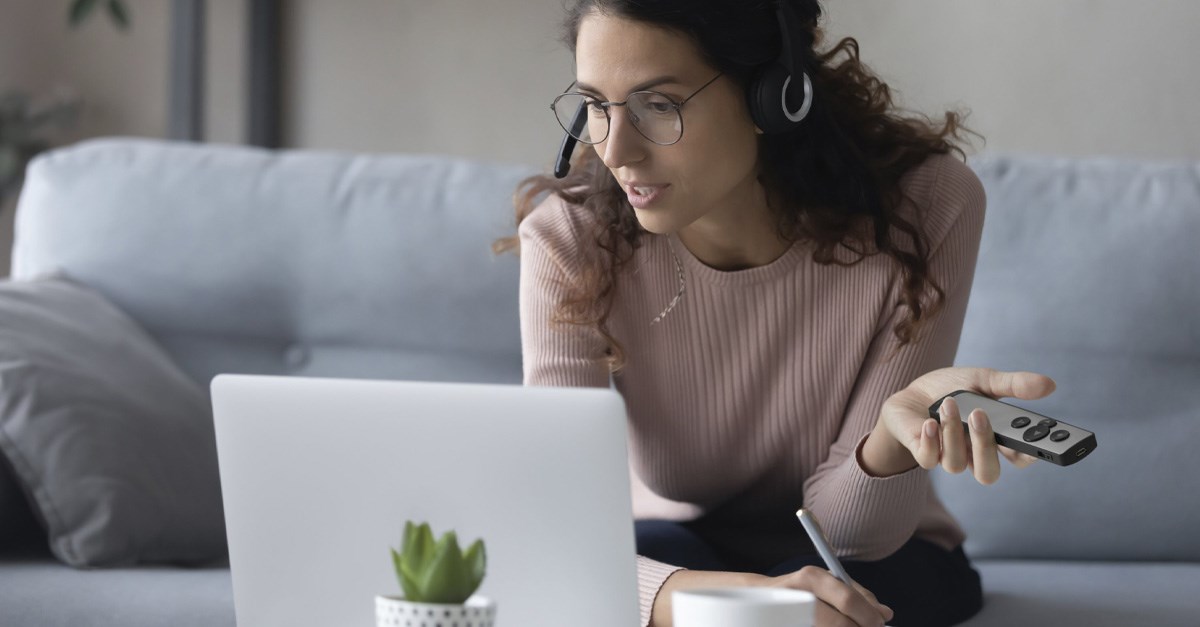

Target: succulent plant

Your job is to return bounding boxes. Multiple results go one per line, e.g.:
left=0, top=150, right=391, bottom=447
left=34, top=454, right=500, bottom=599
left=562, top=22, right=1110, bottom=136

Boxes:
left=391, top=521, right=487, bottom=604
left=69, top=0, right=131, bottom=30
left=0, top=91, right=80, bottom=203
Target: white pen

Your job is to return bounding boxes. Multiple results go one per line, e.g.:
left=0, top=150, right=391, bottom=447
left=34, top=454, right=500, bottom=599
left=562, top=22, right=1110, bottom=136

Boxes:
left=795, top=508, right=855, bottom=585
left=797, top=508, right=895, bottom=626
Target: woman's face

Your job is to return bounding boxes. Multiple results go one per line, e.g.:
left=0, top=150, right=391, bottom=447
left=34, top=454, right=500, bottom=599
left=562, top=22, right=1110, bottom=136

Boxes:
left=574, top=11, right=763, bottom=236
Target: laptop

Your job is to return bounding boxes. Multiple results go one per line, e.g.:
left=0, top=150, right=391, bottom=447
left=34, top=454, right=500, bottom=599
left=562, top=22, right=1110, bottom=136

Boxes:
left=211, top=374, right=641, bottom=626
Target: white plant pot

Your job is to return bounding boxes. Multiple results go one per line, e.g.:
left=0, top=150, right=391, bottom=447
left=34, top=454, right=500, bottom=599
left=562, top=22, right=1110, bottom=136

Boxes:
left=375, top=594, right=497, bottom=627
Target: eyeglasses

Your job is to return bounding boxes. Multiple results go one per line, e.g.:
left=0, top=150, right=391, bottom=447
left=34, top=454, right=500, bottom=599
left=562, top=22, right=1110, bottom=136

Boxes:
left=550, top=73, right=724, bottom=146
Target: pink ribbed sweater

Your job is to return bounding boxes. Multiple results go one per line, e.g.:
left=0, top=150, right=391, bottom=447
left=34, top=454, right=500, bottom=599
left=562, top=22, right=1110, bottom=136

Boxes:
left=518, top=154, right=983, bottom=626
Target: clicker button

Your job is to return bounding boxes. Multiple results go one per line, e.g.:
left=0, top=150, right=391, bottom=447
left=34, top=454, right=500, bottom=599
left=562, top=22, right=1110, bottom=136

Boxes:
left=1038, top=418, right=1058, bottom=428
left=1011, top=417, right=1032, bottom=429
left=1023, top=425, right=1050, bottom=442
left=1050, top=430, right=1070, bottom=442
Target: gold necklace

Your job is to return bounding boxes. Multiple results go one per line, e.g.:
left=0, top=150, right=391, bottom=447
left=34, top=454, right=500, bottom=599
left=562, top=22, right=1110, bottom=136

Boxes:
left=650, top=240, right=686, bottom=325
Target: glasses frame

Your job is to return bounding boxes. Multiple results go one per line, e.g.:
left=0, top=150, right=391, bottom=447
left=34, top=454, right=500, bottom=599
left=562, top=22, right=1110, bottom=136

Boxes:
left=550, top=72, right=724, bottom=146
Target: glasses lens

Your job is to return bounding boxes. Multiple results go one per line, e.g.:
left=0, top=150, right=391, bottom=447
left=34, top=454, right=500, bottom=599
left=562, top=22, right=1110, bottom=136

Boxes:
left=628, top=92, right=682, bottom=145
left=553, top=93, right=607, bottom=144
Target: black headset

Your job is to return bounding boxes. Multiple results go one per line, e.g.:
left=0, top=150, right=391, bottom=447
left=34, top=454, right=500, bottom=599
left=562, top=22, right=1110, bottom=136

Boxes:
left=554, top=1, right=813, bottom=178
left=747, top=1, right=814, bottom=135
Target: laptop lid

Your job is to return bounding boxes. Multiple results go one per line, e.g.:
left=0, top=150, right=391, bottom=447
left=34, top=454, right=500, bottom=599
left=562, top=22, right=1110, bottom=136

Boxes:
left=211, top=374, right=640, bottom=626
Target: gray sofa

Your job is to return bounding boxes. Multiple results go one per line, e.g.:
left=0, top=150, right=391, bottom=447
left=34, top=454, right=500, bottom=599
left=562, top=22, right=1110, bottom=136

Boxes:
left=0, top=138, right=1196, bottom=626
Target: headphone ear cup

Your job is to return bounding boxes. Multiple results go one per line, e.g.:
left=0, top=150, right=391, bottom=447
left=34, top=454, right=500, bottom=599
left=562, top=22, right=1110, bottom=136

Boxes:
left=748, top=62, right=789, bottom=134
left=747, top=63, right=811, bottom=134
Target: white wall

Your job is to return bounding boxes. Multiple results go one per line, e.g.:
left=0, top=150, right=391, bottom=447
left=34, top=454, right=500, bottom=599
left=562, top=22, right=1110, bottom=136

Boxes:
left=822, top=0, right=1200, bottom=161
left=3, top=1, right=1199, bottom=275
left=1, top=0, right=169, bottom=278
left=0, top=1, right=171, bottom=143
left=284, top=0, right=1200, bottom=166
left=282, top=0, right=568, bottom=166
left=0, top=0, right=243, bottom=277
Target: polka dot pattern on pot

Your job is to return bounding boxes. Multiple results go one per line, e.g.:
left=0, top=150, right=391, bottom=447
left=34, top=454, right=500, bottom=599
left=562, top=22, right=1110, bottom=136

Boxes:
left=375, top=596, right=497, bottom=627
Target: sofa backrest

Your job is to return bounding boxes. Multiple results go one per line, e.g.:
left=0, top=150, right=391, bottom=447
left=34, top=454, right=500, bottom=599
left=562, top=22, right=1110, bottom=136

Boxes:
left=937, top=154, right=1200, bottom=562
left=15, top=140, right=1199, bottom=563
left=13, top=138, right=532, bottom=388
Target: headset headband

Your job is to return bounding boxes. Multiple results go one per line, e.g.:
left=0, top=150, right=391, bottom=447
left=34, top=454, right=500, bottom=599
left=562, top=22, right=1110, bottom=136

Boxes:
left=775, top=1, right=809, bottom=102
left=775, top=1, right=801, bottom=76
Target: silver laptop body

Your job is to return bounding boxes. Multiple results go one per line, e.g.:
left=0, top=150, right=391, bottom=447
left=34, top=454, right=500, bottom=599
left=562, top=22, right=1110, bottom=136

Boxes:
left=211, top=374, right=640, bottom=626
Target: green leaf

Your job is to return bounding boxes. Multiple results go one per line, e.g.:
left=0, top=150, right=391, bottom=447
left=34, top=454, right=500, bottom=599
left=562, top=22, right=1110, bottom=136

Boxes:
left=417, top=531, right=472, bottom=604
left=392, top=548, right=419, bottom=600
left=107, top=0, right=130, bottom=29
left=401, top=522, right=436, bottom=576
left=400, top=521, right=420, bottom=565
left=23, top=99, right=80, bottom=133
left=0, top=147, right=20, bottom=199
left=69, top=0, right=101, bottom=27
left=394, top=550, right=424, bottom=601
left=0, top=147, right=18, bottom=181
left=463, top=539, right=487, bottom=595
left=392, top=522, right=486, bottom=603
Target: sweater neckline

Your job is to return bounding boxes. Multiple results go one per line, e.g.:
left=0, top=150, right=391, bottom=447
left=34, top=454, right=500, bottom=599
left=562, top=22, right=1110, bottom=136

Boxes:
left=664, top=232, right=807, bottom=286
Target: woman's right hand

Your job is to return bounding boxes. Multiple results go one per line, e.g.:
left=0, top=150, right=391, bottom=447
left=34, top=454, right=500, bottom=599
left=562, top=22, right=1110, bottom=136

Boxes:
left=768, top=566, right=893, bottom=627
left=653, top=567, right=892, bottom=627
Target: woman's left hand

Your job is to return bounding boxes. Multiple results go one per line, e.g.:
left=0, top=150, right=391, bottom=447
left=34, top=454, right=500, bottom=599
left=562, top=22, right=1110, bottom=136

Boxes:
left=865, top=367, right=1056, bottom=483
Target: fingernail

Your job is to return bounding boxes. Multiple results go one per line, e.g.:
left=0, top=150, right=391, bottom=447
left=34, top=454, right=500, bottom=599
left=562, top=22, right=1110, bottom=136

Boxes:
left=969, top=410, right=986, bottom=431
left=924, top=420, right=937, bottom=438
left=941, top=397, right=957, bottom=417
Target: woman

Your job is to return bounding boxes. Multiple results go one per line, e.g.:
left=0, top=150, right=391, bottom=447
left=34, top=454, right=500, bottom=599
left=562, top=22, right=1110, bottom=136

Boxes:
left=496, top=1, right=1054, bottom=626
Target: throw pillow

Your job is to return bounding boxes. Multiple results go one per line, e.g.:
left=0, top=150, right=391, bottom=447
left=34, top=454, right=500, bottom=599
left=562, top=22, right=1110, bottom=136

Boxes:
left=0, top=277, right=225, bottom=567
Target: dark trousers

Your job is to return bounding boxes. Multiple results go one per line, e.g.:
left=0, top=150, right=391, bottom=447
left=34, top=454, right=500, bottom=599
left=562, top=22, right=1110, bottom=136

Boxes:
left=636, top=519, right=983, bottom=627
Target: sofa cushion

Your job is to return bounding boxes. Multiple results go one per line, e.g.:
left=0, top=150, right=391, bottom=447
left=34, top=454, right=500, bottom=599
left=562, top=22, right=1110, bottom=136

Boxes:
left=1, top=555, right=1192, bottom=627
left=937, top=155, right=1200, bottom=561
left=0, top=277, right=225, bottom=567
left=0, top=553, right=234, bottom=627
left=961, top=560, right=1200, bottom=627
left=12, top=138, right=530, bottom=388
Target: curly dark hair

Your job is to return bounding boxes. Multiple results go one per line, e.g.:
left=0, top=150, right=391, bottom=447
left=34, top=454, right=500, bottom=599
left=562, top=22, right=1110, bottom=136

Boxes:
left=494, top=0, right=980, bottom=372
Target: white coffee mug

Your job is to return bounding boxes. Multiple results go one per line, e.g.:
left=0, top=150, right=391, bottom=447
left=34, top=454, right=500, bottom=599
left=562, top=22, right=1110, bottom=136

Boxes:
left=672, top=586, right=816, bottom=627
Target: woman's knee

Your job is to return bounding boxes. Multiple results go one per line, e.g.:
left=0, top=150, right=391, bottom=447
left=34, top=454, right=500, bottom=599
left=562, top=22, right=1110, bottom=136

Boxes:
left=635, top=520, right=728, bottom=571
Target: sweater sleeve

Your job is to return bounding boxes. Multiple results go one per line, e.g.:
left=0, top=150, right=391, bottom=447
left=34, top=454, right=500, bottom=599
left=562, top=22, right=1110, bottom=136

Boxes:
left=517, top=196, right=685, bottom=626
left=800, top=156, right=987, bottom=560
